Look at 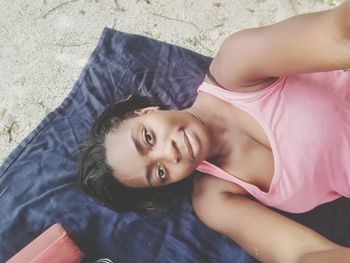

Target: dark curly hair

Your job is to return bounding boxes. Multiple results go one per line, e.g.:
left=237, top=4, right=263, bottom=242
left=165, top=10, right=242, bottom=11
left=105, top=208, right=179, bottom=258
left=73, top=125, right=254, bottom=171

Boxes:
left=78, top=95, right=192, bottom=213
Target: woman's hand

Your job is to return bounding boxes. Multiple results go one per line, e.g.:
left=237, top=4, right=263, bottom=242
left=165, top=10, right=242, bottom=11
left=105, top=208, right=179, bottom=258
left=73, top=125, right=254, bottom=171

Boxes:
left=192, top=175, right=350, bottom=263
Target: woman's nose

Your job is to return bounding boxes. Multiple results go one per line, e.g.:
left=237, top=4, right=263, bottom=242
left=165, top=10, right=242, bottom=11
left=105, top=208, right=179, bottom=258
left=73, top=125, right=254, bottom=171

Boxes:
left=158, top=140, right=180, bottom=163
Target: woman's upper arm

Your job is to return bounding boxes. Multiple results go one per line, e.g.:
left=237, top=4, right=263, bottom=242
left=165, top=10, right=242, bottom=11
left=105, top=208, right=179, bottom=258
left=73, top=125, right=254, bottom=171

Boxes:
left=209, top=1, right=350, bottom=90
left=192, top=177, right=342, bottom=263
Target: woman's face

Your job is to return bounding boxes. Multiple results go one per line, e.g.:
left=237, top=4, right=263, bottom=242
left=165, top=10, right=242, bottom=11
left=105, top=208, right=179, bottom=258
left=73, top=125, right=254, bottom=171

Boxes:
left=105, top=107, right=210, bottom=188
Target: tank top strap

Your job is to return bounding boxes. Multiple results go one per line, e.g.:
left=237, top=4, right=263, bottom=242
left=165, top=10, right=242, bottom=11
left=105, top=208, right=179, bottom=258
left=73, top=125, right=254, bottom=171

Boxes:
left=196, top=161, right=262, bottom=194
left=197, top=79, right=285, bottom=104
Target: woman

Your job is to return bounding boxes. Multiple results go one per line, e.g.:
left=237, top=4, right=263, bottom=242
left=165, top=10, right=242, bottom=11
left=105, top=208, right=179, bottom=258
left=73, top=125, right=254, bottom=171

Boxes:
left=79, top=1, right=350, bottom=262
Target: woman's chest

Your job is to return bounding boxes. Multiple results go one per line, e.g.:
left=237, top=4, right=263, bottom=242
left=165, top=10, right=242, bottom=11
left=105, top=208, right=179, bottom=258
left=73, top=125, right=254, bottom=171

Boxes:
left=220, top=137, right=274, bottom=193
left=216, top=100, right=275, bottom=193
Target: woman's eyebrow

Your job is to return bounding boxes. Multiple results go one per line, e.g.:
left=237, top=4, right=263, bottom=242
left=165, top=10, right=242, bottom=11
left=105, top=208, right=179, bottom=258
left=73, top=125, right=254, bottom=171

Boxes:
left=131, top=126, right=153, bottom=187
left=131, top=126, right=146, bottom=155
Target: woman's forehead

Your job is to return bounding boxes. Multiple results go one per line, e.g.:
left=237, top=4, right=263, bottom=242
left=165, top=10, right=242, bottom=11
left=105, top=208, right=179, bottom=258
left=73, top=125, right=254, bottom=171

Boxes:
left=105, top=121, right=148, bottom=187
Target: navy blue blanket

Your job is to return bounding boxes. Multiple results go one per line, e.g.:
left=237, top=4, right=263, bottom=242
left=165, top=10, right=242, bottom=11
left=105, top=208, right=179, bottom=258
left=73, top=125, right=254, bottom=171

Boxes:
left=1, top=28, right=349, bottom=263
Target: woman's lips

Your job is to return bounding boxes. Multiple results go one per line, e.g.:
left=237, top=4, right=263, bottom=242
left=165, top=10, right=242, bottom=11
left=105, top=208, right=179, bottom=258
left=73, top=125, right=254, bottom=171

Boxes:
left=183, top=129, right=199, bottom=162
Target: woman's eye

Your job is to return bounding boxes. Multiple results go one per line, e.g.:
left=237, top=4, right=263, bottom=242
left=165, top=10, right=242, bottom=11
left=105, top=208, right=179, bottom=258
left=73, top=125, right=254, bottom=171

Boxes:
left=157, top=165, right=166, bottom=182
left=143, top=129, right=154, bottom=146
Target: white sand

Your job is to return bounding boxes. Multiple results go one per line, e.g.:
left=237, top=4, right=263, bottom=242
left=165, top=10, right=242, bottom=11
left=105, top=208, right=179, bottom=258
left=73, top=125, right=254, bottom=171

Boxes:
left=0, top=0, right=341, bottom=164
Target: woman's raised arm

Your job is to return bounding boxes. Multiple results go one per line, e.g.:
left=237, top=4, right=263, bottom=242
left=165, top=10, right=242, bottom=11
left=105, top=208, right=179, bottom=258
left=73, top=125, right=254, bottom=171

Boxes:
left=192, top=176, right=350, bottom=263
left=207, top=0, right=350, bottom=91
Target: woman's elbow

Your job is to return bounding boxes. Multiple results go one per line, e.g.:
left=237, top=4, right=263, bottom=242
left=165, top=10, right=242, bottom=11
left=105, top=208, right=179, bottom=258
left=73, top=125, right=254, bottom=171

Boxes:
left=334, top=0, right=350, bottom=41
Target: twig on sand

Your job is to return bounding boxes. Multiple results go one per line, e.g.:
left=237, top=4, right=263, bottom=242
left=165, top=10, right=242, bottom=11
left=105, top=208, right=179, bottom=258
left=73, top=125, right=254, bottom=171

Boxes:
left=114, top=0, right=126, bottom=12
left=41, top=0, right=79, bottom=19
left=4, top=122, right=16, bottom=143
left=137, top=0, right=151, bottom=4
left=150, top=12, right=201, bottom=32
left=206, top=23, right=225, bottom=31
left=54, top=42, right=90, bottom=48
left=197, top=41, right=214, bottom=55
left=186, top=36, right=214, bottom=55
left=112, top=18, right=117, bottom=29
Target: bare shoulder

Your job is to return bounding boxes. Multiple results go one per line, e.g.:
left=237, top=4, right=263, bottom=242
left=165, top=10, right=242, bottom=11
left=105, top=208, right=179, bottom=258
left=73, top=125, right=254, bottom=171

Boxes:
left=193, top=174, right=247, bottom=196
left=192, top=174, right=248, bottom=217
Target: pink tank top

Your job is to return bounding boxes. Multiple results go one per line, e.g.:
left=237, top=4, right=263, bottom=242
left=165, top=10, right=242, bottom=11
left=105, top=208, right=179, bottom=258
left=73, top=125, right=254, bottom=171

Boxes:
left=196, top=70, right=350, bottom=213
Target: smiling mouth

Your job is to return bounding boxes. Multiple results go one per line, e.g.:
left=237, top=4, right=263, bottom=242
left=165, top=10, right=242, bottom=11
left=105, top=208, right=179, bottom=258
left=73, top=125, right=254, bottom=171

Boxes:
left=183, top=129, right=195, bottom=162
left=183, top=130, right=194, bottom=161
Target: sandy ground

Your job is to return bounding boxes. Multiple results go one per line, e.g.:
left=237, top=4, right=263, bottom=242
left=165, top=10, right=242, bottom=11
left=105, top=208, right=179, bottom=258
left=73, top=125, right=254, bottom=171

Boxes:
left=0, top=0, right=342, bottom=164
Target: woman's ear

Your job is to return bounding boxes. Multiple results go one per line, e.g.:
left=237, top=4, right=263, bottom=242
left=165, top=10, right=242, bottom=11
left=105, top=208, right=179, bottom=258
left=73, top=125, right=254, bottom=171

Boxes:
left=134, top=106, right=160, bottom=116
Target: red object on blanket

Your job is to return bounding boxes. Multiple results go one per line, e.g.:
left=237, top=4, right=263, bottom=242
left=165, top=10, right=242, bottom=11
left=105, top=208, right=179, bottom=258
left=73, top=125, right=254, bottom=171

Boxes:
left=6, top=224, right=85, bottom=263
